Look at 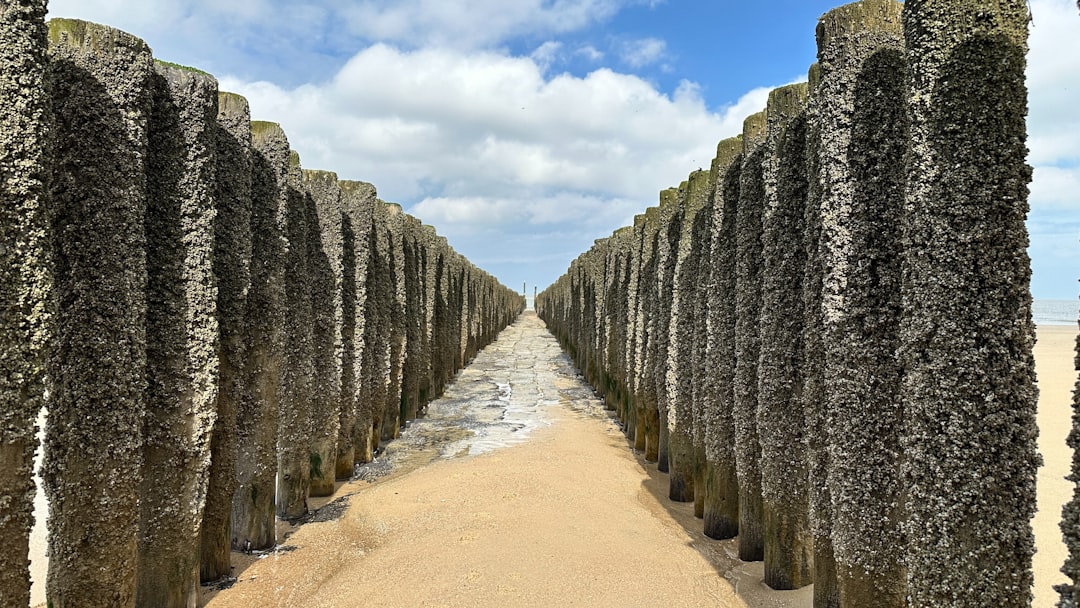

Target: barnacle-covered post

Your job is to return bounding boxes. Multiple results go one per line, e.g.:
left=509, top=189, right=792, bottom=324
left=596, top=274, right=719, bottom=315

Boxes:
left=233, top=120, right=289, bottom=550
left=733, top=110, right=768, bottom=562
left=635, top=208, right=662, bottom=460
left=200, top=91, right=253, bottom=583
left=901, top=1, right=1038, bottom=605
left=303, top=170, right=341, bottom=497
left=276, top=150, right=315, bottom=519
left=365, top=199, right=393, bottom=452
left=702, top=136, right=743, bottom=541
left=0, top=2, right=48, bottom=606
left=138, top=60, right=220, bottom=608
left=654, top=188, right=682, bottom=473
left=401, top=215, right=425, bottom=423
left=44, top=19, right=153, bottom=607
left=667, top=170, right=709, bottom=503
left=381, top=202, right=408, bottom=442
left=817, top=1, right=908, bottom=605
left=339, top=180, right=376, bottom=468
left=802, top=62, right=839, bottom=608
left=758, top=82, right=812, bottom=591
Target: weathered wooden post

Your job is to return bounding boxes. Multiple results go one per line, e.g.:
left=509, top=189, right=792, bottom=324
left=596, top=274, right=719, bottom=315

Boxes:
left=339, top=180, right=375, bottom=469
left=635, top=208, right=662, bottom=461
left=802, top=61, right=839, bottom=608
left=303, top=169, right=341, bottom=497
left=44, top=19, right=153, bottom=607
left=401, top=215, right=425, bottom=423
left=816, top=2, right=907, bottom=606
left=702, top=136, right=743, bottom=541
left=0, top=2, right=48, bottom=606
left=654, top=188, right=682, bottom=473
left=733, top=110, right=768, bottom=562
left=200, top=91, right=253, bottom=583
left=233, top=120, right=288, bottom=550
left=277, top=150, right=316, bottom=519
left=138, top=60, right=220, bottom=608
left=902, top=1, right=1038, bottom=605
left=667, top=170, right=709, bottom=503
left=758, top=83, right=813, bottom=591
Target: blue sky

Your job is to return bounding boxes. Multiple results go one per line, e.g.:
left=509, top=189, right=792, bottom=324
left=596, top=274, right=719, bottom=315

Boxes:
left=47, top=0, right=1080, bottom=299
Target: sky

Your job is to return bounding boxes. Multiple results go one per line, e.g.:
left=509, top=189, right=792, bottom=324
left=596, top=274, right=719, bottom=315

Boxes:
left=46, top=0, right=1080, bottom=300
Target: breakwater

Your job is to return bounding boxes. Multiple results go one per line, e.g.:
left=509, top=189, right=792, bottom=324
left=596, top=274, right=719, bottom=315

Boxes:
left=0, top=8, right=524, bottom=608
left=538, top=1, right=1044, bottom=606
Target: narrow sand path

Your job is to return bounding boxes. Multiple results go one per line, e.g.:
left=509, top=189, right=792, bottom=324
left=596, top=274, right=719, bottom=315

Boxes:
left=203, top=311, right=806, bottom=608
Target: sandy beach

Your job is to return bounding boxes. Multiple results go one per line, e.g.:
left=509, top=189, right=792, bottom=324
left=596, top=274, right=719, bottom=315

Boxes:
left=24, top=317, right=1077, bottom=607
left=1034, top=324, right=1077, bottom=608
left=196, top=317, right=1078, bottom=608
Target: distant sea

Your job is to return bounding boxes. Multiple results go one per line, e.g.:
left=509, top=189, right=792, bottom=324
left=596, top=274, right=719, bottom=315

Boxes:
left=1034, top=299, right=1078, bottom=326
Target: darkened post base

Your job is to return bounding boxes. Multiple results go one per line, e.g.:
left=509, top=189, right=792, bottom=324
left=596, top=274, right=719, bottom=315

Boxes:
left=644, top=404, right=659, bottom=462
left=814, top=537, right=840, bottom=608
left=200, top=514, right=231, bottom=583
left=657, top=413, right=670, bottom=473
left=309, top=445, right=336, bottom=497
left=633, top=406, right=646, bottom=451
left=703, top=461, right=739, bottom=540
left=738, top=489, right=765, bottom=562
left=693, top=446, right=706, bottom=518
left=335, top=448, right=355, bottom=480
left=763, top=501, right=814, bottom=590
left=837, top=562, right=905, bottom=608
left=668, top=432, right=695, bottom=502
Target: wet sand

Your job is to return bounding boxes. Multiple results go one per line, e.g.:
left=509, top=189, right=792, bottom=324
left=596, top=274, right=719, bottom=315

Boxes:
left=24, top=316, right=1077, bottom=607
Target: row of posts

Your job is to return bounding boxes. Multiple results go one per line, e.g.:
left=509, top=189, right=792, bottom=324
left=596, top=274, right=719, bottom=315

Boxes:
left=0, top=6, right=525, bottom=608
left=538, top=1, right=1043, bottom=606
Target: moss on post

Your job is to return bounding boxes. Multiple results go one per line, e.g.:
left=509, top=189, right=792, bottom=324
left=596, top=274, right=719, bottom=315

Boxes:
left=0, top=2, right=49, bottom=606
left=44, top=19, right=153, bottom=607
left=200, top=91, right=253, bottom=583
left=901, top=2, right=1038, bottom=606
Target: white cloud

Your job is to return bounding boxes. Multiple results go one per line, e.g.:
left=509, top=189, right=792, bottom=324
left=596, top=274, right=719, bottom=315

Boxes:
left=576, top=45, right=605, bottom=62
left=1028, top=0, right=1080, bottom=166
left=221, top=43, right=760, bottom=206
left=617, top=37, right=667, bottom=68
left=530, top=41, right=564, bottom=72
left=339, top=0, right=629, bottom=49
left=219, top=42, right=773, bottom=288
left=413, top=193, right=640, bottom=230
left=1031, top=167, right=1080, bottom=209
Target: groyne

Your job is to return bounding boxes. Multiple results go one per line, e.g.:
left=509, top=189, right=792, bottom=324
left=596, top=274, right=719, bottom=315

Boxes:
left=0, top=13, right=523, bottom=608
left=538, top=1, right=1041, bottom=606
